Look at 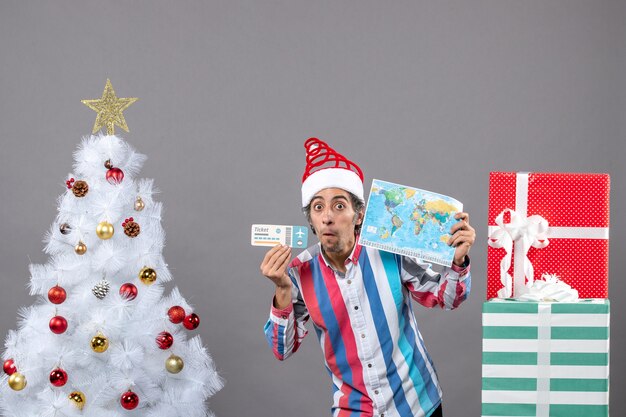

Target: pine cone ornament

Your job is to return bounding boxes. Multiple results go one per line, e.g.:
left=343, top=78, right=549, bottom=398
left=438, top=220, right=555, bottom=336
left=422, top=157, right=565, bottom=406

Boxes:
left=70, top=180, right=89, bottom=197
left=92, top=279, right=110, bottom=299
left=122, top=217, right=140, bottom=238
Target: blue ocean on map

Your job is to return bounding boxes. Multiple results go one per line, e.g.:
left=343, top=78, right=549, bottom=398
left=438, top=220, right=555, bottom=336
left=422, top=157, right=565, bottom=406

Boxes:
left=358, top=179, right=463, bottom=266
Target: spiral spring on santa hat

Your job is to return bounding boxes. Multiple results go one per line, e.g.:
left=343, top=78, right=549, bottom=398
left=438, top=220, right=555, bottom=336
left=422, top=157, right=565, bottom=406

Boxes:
left=302, top=138, right=363, bottom=181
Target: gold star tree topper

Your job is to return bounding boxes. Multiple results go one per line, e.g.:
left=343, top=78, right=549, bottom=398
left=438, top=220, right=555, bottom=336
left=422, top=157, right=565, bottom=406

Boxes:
left=82, top=79, right=138, bottom=135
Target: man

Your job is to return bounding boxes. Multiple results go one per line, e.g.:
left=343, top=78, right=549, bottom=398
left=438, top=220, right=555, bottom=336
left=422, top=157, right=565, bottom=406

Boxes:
left=261, top=138, right=475, bottom=417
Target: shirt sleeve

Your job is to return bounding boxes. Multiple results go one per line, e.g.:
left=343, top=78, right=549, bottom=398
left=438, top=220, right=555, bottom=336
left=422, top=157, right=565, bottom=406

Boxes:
left=263, top=269, right=310, bottom=361
left=399, top=255, right=471, bottom=310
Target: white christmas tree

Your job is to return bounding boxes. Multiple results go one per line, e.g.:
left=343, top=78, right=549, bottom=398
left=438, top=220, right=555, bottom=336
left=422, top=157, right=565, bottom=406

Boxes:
left=0, top=81, right=222, bottom=417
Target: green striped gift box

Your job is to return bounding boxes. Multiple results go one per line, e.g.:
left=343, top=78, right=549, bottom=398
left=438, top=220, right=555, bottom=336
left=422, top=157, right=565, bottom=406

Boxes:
left=482, top=299, right=610, bottom=417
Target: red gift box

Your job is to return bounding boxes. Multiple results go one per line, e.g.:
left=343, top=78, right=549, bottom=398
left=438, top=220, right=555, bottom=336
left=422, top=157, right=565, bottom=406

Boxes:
left=487, top=172, right=610, bottom=299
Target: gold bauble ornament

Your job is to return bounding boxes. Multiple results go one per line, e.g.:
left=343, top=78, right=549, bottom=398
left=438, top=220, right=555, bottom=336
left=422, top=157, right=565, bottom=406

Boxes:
left=165, top=354, right=184, bottom=374
left=134, top=196, right=145, bottom=211
left=69, top=391, right=86, bottom=410
left=91, top=332, right=109, bottom=353
left=139, top=266, right=157, bottom=285
left=8, top=372, right=27, bottom=391
left=75, top=241, right=87, bottom=255
left=96, top=221, right=114, bottom=240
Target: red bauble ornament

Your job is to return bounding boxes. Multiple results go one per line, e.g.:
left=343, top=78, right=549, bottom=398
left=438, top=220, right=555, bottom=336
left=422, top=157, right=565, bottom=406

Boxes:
left=3, top=359, right=16, bottom=375
left=156, top=332, right=173, bottom=350
left=49, top=368, right=68, bottom=387
left=106, top=167, right=124, bottom=185
left=119, top=283, right=138, bottom=300
left=168, top=306, right=186, bottom=324
left=48, top=285, right=67, bottom=304
left=49, top=316, right=68, bottom=334
left=120, top=390, right=139, bottom=410
left=183, top=313, right=200, bottom=330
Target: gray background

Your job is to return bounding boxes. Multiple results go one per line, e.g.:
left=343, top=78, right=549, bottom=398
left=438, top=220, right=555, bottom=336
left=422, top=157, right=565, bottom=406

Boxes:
left=0, top=1, right=624, bottom=416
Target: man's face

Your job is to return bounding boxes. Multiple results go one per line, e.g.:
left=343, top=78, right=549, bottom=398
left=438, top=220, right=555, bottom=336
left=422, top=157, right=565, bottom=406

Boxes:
left=309, top=188, right=363, bottom=254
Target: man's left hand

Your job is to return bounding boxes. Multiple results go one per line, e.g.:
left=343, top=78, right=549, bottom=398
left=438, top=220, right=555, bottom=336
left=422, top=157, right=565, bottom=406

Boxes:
left=448, top=212, right=475, bottom=267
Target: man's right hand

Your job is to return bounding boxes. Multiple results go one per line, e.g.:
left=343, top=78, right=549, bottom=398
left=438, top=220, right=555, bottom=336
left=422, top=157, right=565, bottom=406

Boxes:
left=260, top=245, right=293, bottom=309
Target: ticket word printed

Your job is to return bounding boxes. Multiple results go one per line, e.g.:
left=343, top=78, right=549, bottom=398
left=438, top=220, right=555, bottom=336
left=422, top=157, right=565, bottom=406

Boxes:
left=251, top=224, right=308, bottom=248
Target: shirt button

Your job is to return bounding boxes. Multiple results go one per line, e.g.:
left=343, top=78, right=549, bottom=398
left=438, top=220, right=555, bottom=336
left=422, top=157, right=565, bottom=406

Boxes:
left=281, top=315, right=287, bottom=319
left=374, top=390, right=379, bottom=394
left=367, top=363, right=372, bottom=368
left=361, top=334, right=366, bottom=339
left=347, top=279, right=352, bottom=284
left=354, top=306, right=359, bottom=310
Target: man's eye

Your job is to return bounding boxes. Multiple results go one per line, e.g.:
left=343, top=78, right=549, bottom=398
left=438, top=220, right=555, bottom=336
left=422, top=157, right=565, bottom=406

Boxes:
left=314, top=204, right=323, bottom=210
left=336, top=203, right=345, bottom=210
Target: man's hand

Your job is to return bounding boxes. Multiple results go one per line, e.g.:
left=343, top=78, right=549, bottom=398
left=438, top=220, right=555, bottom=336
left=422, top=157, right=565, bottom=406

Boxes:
left=260, top=245, right=293, bottom=309
left=448, top=212, right=475, bottom=267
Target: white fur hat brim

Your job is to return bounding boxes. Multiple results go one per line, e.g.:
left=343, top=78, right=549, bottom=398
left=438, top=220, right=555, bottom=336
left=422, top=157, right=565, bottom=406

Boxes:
left=301, top=168, right=364, bottom=207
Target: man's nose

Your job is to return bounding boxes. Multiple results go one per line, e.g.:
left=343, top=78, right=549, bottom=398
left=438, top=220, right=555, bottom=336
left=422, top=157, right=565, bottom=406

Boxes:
left=322, top=208, right=333, bottom=223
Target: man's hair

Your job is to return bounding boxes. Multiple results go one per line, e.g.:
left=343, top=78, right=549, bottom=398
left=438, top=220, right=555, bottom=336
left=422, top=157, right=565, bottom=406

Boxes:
left=302, top=191, right=365, bottom=235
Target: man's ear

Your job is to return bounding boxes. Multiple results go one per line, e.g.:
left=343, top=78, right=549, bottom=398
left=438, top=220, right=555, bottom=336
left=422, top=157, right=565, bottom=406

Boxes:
left=356, top=210, right=364, bottom=225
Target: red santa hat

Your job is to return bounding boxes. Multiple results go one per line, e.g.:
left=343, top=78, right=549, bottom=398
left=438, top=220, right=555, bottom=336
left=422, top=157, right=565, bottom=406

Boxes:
left=301, top=138, right=364, bottom=207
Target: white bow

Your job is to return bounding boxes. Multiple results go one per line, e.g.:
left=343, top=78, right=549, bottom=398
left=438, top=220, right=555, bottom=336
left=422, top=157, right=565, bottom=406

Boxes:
left=488, top=209, right=550, bottom=298
left=517, top=273, right=579, bottom=302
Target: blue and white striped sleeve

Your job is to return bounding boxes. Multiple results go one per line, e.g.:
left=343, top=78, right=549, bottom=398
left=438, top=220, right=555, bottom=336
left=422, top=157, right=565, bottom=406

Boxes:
left=398, top=255, right=471, bottom=310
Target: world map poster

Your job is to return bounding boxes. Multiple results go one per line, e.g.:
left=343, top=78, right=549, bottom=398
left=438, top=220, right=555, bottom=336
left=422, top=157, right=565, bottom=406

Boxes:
left=358, top=179, right=463, bottom=267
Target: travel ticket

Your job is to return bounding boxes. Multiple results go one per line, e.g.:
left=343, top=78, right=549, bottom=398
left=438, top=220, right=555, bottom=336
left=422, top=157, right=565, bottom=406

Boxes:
left=251, top=224, right=308, bottom=248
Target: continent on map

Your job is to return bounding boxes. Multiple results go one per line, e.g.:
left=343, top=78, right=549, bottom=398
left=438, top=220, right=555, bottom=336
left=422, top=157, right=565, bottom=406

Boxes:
left=391, top=214, right=403, bottom=236
left=378, top=187, right=412, bottom=236
left=380, top=188, right=404, bottom=211
left=425, top=199, right=457, bottom=224
left=410, top=198, right=457, bottom=236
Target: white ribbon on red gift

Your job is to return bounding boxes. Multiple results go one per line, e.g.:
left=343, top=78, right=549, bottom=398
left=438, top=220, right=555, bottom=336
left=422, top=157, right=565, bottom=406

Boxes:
left=488, top=172, right=609, bottom=298
left=488, top=209, right=549, bottom=298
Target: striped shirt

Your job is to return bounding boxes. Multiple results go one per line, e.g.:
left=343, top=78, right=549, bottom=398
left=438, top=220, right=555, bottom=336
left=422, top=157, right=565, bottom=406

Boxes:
left=264, top=242, right=471, bottom=417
